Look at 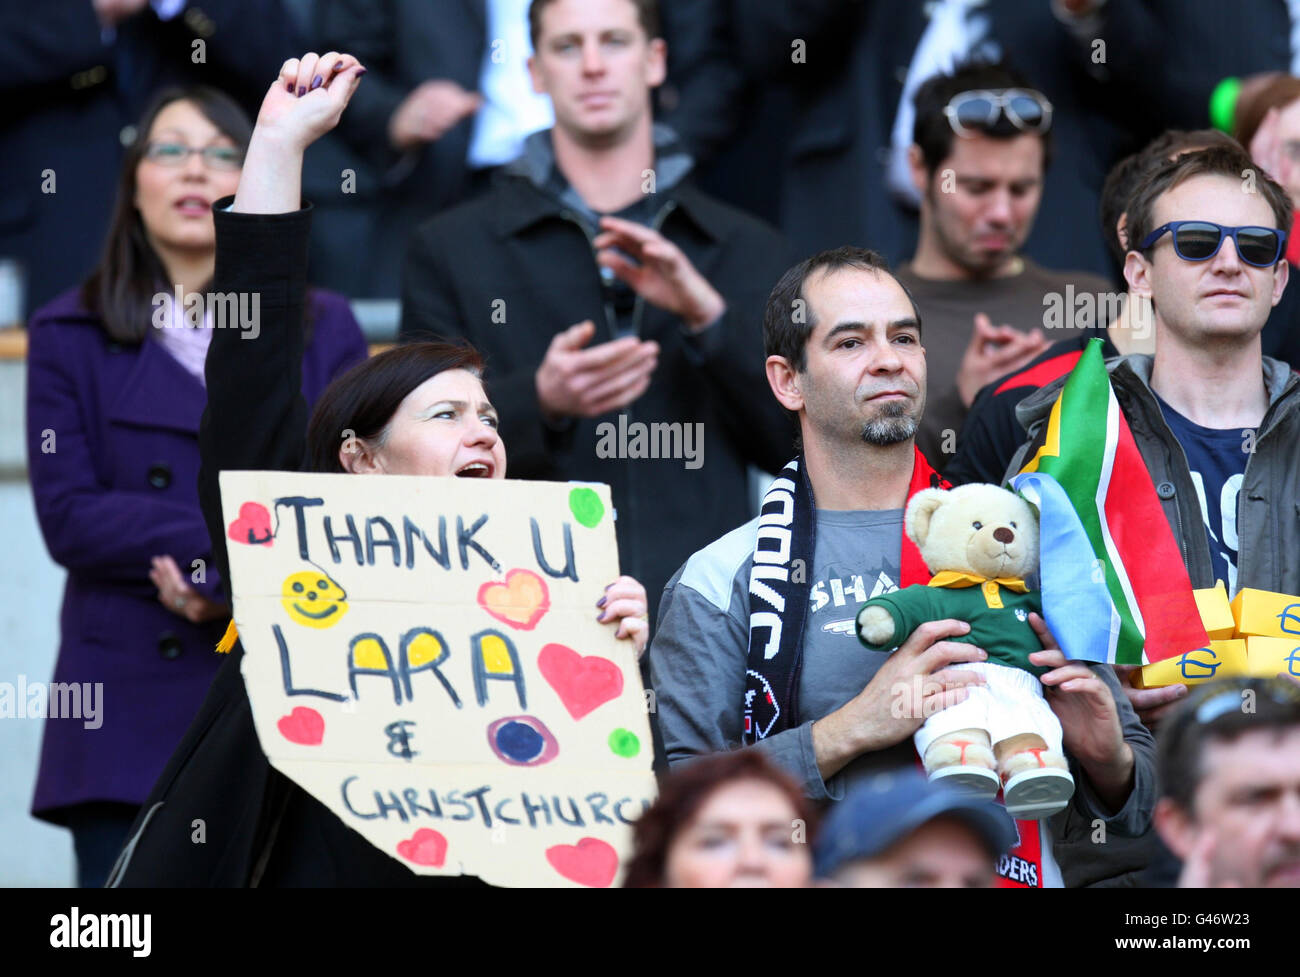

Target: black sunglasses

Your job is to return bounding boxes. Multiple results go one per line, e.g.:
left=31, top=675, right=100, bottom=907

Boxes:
left=1138, top=221, right=1288, bottom=268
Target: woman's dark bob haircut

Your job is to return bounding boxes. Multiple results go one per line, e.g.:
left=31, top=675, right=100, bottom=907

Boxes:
left=306, top=340, right=488, bottom=473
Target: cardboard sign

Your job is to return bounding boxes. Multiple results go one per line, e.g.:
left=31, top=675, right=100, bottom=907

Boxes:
left=220, top=471, right=656, bottom=887
left=1230, top=588, right=1300, bottom=639
left=1133, top=640, right=1248, bottom=688
left=1137, top=586, right=1300, bottom=687
left=1193, top=584, right=1237, bottom=640
left=1244, top=637, right=1300, bottom=679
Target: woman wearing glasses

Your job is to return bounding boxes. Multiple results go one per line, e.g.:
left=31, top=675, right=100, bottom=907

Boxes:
left=25, top=86, right=368, bottom=887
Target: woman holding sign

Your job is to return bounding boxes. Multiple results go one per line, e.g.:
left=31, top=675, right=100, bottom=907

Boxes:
left=110, top=53, right=652, bottom=887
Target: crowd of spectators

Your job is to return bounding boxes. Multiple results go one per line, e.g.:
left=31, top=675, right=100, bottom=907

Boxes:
left=7, top=0, right=1300, bottom=889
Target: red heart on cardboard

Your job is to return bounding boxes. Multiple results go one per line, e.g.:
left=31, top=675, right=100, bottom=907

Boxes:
left=227, top=501, right=273, bottom=546
left=537, top=643, right=623, bottom=720
left=477, top=568, right=550, bottom=631
left=546, top=837, right=619, bottom=888
left=397, top=828, right=448, bottom=867
left=277, top=706, right=324, bottom=745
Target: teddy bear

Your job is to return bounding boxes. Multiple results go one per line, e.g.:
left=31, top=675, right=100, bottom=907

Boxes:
left=856, top=483, right=1075, bottom=820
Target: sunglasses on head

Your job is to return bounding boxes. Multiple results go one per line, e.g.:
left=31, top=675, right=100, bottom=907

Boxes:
left=1165, top=676, right=1300, bottom=737
left=943, top=88, right=1053, bottom=137
left=1138, top=221, right=1288, bottom=268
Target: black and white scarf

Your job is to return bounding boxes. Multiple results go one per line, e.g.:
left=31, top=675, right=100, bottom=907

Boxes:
left=742, top=450, right=947, bottom=744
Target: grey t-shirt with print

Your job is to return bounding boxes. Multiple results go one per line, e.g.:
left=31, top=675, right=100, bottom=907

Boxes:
left=649, top=507, right=915, bottom=800
left=800, top=509, right=905, bottom=744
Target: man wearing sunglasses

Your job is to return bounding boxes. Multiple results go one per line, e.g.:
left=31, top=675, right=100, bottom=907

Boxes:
left=1121, top=146, right=1296, bottom=605
left=999, top=143, right=1300, bottom=889
left=1154, top=677, right=1300, bottom=887
left=897, top=62, right=1112, bottom=473
left=1012, top=143, right=1300, bottom=706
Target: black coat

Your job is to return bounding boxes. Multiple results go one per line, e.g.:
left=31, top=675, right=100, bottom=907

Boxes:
left=1096, top=0, right=1291, bottom=130
left=399, top=169, right=797, bottom=620
left=304, top=0, right=757, bottom=298
left=304, top=0, right=487, bottom=297
left=732, top=0, right=1169, bottom=280
left=0, top=0, right=300, bottom=317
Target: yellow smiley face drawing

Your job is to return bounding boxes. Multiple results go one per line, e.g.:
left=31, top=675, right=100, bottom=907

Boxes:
left=281, top=571, right=349, bottom=629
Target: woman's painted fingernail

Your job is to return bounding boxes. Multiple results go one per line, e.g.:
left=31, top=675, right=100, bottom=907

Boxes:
left=333, top=61, right=345, bottom=72
left=596, top=596, right=607, bottom=608
left=356, top=67, right=367, bottom=76
left=596, top=611, right=605, bottom=621
left=287, top=81, right=294, bottom=92
left=310, top=75, right=323, bottom=90
left=297, top=85, right=306, bottom=96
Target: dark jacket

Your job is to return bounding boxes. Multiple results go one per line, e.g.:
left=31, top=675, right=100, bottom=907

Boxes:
left=111, top=203, right=484, bottom=886
left=305, top=0, right=751, bottom=298
left=732, top=0, right=1163, bottom=279
left=0, top=1, right=300, bottom=316
left=26, top=284, right=366, bottom=822
left=1003, top=352, right=1300, bottom=886
left=945, top=331, right=1117, bottom=486
left=1094, top=0, right=1292, bottom=131
left=399, top=137, right=796, bottom=618
left=307, top=0, right=488, bottom=297
left=1009, top=353, right=1300, bottom=596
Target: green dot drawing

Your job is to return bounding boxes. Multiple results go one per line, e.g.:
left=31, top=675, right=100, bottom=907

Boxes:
left=569, top=487, right=605, bottom=528
left=608, top=728, right=640, bottom=758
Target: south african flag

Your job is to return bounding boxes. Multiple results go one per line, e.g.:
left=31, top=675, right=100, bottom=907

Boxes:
left=1010, top=340, right=1208, bottom=665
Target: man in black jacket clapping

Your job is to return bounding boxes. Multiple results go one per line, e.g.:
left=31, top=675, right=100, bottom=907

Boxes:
left=400, top=0, right=795, bottom=621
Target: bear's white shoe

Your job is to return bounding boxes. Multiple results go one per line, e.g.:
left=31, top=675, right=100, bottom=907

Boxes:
left=930, top=763, right=1001, bottom=799
left=1003, top=767, right=1075, bottom=820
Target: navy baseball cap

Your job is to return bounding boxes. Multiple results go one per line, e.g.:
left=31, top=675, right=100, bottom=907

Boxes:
left=814, top=767, right=1019, bottom=878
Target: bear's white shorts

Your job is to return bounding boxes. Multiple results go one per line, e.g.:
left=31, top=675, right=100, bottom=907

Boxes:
left=913, top=661, right=1063, bottom=759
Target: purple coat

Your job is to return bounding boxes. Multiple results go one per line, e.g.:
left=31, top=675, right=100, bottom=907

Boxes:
left=26, top=286, right=368, bottom=822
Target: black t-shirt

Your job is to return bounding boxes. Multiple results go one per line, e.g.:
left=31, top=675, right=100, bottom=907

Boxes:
left=945, top=332, right=1117, bottom=485
left=1153, top=393, right=1251, bottom=593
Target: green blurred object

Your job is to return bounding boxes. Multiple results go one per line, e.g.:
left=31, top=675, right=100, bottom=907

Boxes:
left=1209, top=76, right=1242, bottom=134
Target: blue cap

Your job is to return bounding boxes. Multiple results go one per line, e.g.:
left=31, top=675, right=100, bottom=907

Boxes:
left=814, top=767, right=1019, bottom=878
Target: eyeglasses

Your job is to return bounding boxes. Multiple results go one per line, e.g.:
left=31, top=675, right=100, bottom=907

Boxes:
left=143, top=141, right=243, bottom=171
left=943, top=88, right=1053, bottom=137
left=1138, top=221, right=1287, bottom=268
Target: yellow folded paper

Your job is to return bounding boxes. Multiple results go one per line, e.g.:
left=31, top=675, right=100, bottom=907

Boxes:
left=1194, top=583, right=1236, bottom=640
left=1244, top=636, right=1300, bottom=679
left=1135, top=640, right=1249, bottom=688
left=1230, top=588, right=1300, bottom=639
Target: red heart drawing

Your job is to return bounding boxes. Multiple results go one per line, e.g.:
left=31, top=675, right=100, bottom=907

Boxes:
left=277, top=706, right=324, bottom=745
left=227, top=501, right=273, bottom=546
left=477, top=568, right=550, bottom=631
left=537, top=643, right=623, bottom=720
left=546, top=837, right=619, bottom=888
left=397, top=828, right=448, bottom=867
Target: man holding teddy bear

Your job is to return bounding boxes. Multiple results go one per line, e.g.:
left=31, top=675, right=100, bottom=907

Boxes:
left=648, top=245, right=1157, bottom=888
